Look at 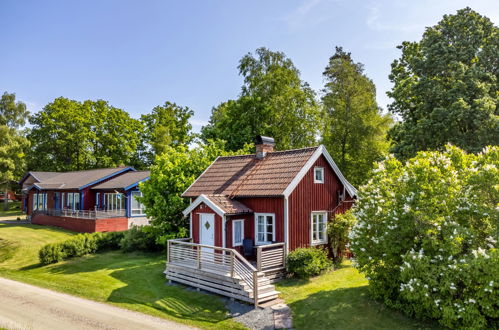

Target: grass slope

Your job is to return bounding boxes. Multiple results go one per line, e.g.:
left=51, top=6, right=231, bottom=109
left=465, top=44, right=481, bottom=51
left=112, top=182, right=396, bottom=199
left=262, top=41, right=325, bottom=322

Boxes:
left=0, top=224, right=242, bottom=329
left=0, top=202, right=23, bottom=219
left=276, top=262, right=442, bottom=330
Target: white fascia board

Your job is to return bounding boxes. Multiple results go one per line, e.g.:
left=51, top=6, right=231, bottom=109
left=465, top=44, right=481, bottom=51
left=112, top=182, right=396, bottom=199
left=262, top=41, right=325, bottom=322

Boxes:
left=182, top=194, right=226, bottom=218
left=283, top=145, right=357, bottom=198
left=181, top=157, right=220, bottom=197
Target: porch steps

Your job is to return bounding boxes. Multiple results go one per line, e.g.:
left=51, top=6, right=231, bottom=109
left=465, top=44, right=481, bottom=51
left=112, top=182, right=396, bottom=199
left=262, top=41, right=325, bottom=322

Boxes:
left=165, top=263, right=280, bottom=305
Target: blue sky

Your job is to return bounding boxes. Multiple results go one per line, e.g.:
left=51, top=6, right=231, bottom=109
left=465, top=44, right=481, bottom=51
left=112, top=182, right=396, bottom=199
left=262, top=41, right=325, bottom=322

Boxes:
left=1, top=0, right=497, bottom=132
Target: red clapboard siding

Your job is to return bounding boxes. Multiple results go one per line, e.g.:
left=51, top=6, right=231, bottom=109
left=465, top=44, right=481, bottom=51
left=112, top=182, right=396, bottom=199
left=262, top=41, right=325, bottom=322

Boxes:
left=236, top=197, right=285, bottom=243
left=190, top=202, right=223, bottom=247
left=288, top=155, right=353, bottom=251
left=225, top=213, right=254, bottom=253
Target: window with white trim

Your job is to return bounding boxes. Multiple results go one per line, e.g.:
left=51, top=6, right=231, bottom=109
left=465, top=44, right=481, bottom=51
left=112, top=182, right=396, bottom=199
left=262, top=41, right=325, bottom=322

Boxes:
left=131, top=191, right=145, bottom=216
left=95, top=192, right=100, bottom=208
left=311, top=212, right=327, bottom=245
left=255, top=213, right=275, bottom=245
left=232, top=219, right=244, bottom=247
left=36, top=193, right=46, bottom=211
left=314, top=167, right=324, bottom=183
left=32, top=193, right=37, bottom=211
left=104, top=193, right=124, bottom=211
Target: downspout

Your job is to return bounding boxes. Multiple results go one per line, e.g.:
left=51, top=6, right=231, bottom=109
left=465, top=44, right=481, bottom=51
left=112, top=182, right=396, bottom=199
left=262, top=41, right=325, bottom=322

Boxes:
left=284, top=196, right=289, bottom=253
left=222, top=215, right=226, bottom=248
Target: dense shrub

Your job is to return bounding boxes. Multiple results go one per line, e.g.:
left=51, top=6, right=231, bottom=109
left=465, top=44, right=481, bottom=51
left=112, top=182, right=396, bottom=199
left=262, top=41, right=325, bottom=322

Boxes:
left=328, top=210, right=356, bottom=265
left=39, top=231, right=124, bottom=265
left=350, top=145, right=498, bottom=329
left=286, top=247, right=332, bottom=278
left=119, top=226, right=161, bottom=252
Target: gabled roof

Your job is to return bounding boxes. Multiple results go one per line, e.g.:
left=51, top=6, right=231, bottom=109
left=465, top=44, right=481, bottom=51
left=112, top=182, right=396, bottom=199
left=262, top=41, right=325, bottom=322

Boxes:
left=91, top=171, right=150, bottom=190
left=182, top=194, right=253, bottom=217
left=23, top=167, right=135, bottom=191
left=182, top=145, right=357, bottom=199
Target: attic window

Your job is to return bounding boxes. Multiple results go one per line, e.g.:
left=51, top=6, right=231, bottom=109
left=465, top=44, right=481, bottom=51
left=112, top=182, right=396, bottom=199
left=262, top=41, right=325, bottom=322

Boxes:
left=314, top=167, right=324, bottom=183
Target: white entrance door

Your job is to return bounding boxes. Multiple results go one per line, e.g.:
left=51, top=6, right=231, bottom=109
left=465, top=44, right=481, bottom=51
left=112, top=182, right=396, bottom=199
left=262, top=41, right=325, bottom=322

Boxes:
left=199, top=213, right=215, bottom=251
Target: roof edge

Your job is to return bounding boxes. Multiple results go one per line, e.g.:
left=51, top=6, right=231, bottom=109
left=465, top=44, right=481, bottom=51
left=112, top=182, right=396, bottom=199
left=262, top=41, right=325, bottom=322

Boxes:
left=282, top=145, right=357, bottom=198
left=181, top=157, right=220, bottom=197
left=182, top=194, right=226, bottom=217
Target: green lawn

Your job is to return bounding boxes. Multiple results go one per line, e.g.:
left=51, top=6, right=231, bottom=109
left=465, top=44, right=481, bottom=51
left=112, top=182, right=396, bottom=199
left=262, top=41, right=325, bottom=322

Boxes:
left=0, top=223, right=243, bottom=329
left=0, top=201, right=24, bottom=219
left=276, top=262, right=442, bottom=330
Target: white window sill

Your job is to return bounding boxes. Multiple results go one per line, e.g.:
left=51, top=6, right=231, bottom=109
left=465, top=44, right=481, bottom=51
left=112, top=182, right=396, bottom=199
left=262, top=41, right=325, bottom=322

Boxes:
left=311, top=240, right=327, bottom=246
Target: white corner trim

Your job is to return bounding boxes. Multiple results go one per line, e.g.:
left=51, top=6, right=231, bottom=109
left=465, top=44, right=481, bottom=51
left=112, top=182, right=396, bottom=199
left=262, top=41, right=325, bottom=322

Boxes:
left=181, top=194, right=226, bottom=218
left=181, top=156, right=220, bottom=197
left=222, top=215, right=226, bottom=248
left=189, top=212, right=193, bottom=238
left=283, top=145, right=357, bottom=198
left=284, top=196, right=289, bottom=252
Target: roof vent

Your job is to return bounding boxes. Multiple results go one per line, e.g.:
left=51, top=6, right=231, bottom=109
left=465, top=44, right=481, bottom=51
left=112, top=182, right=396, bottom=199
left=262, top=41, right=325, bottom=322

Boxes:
left=254, top=136, right=275, bottom=159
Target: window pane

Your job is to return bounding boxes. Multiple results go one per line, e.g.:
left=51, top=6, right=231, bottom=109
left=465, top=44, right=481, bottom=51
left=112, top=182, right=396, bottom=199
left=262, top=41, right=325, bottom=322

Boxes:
left=258, top=233, right=264, bottom=241
left=234, top=222, right=242, bottom=244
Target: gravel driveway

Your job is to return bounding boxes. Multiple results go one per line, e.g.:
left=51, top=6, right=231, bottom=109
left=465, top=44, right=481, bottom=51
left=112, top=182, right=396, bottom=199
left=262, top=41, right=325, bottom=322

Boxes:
left=0, top=277, right=195, bottom=330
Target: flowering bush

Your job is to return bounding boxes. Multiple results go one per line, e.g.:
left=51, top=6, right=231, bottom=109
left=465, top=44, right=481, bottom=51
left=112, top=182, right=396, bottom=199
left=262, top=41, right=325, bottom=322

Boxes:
left=349, top=145, right=498, bottom=329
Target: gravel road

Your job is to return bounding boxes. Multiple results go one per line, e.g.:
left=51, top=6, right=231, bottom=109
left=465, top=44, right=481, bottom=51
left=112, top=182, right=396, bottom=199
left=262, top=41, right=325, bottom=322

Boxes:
left=0, top=277, right=195, bottom=330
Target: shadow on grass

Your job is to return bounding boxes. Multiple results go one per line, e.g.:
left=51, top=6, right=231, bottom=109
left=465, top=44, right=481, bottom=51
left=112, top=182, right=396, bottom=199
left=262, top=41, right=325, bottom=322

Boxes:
left=44, top=251, right=230, bottom=325
left=288, top=286, right=441, bottom=330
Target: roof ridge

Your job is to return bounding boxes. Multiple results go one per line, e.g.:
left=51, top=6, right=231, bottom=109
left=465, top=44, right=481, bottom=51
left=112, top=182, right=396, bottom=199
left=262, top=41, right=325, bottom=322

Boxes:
left=218, top=145, right=320, bottom=159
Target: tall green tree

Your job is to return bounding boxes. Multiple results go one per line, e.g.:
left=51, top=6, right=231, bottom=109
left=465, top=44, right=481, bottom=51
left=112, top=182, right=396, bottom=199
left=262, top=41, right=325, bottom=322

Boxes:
left=202, top=47, right=321, bottom=151
left=140, top=102, right=194, bottom=165
left=0, top=92, right=29, bottom=210
left=139, top=140, right=252, bottom=245
left=28, top=97, right=144, bottom=171
left=321, top=47, right=392, bottom=186
left=388, top=7, right=499, bottom=159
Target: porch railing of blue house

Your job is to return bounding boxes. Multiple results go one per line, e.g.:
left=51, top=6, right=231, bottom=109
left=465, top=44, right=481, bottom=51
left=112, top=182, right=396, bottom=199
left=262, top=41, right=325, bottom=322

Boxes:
left=33, top=208, right=126, bottom=220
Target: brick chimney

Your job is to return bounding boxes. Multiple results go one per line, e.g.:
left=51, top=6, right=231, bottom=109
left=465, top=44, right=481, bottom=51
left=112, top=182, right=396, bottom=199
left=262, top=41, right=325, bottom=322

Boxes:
left=254, top=136, right=275, bottom=159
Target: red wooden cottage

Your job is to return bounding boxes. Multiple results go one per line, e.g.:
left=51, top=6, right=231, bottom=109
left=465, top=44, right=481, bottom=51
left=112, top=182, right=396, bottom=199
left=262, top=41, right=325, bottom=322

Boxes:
left=165, top=136, right=356, bottom=306
left=182, top=136, right=356, bottom=253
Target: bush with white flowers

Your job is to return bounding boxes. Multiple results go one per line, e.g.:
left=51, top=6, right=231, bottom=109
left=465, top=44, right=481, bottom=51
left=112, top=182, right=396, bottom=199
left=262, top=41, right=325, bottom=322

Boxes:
left=349, top=145, right=498, bottom=329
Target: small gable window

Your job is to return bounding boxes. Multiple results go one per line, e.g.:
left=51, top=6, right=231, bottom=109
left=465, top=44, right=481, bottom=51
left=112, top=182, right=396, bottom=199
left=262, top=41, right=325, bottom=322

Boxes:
left=314, top=167, right=324, bottom=183
left=232, top=219, right=244, bottom=247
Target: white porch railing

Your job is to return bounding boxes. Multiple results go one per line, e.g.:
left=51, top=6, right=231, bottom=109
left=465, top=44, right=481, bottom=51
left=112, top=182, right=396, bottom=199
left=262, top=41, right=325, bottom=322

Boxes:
left=167, top=238, right=261, bottom=307
left=33, top=208, right=126, bottom=219
left=256, top=242, right=286, bottom=272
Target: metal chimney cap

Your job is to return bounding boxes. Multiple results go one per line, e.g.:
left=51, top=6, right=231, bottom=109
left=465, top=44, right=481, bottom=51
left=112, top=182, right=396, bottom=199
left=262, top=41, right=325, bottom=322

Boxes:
left=254, top=135, right=275, bottom=145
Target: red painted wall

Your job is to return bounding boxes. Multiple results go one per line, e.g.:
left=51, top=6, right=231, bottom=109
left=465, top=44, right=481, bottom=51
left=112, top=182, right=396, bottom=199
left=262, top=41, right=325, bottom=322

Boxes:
left=225, top=213, right=254, bottom=253
left=190, top=202, right=223, bottom=247
left=288, top=155, right=353, bottom=250
left=237, top=197, right=284, bottom=243
left=32, top=214, right=128, bottom=233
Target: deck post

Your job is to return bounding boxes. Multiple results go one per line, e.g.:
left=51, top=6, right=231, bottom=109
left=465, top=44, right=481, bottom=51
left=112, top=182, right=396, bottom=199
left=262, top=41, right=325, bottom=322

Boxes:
left=253, top=271, right=258, bottom=308
left=197, top=246, right=201, bottom=269
left=167, top=240, right=171, bottom=263
left=230, top=251, right=235, bottom=278
left=257, top=246, right=262, bottom=271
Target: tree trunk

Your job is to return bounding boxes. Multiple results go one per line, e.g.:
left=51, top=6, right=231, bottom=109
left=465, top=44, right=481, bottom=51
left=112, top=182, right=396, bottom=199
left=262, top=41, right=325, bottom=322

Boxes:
left=3, top=183, right=9, bottom=212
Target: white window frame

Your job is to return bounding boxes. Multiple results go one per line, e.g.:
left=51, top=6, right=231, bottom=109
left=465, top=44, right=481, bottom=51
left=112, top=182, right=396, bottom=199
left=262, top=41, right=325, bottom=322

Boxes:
left=104, top=193, right=124, bottom=211
left=311, top=211, right=328, bottom=245
left=130, top=191, right=145, bottom=216
left=314, top=167, right=325, bottom=184
left=254, top=213, right=275, bottom=245
left=232, top=219, right=244, bottom=247
left=73, top=193, right=80, bottom=210
left=95, top=192, right=100, bottom=208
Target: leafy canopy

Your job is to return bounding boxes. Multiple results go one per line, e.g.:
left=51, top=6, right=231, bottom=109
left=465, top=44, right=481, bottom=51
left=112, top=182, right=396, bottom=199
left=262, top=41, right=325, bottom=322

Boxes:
left=201, top=47, right=321, bottom=151
left=388, top=8, right=499, bottom=159
left=140, top=102, right=194, bottom=165
left=138, top=140, right=252, bottom=246
left=322, top=47, right=392, bottom=186
left=350, top=145, right=498, bottom=329
left=28, top=97, right=143, bottom=171
left=0, top=92, right=29, bottom=182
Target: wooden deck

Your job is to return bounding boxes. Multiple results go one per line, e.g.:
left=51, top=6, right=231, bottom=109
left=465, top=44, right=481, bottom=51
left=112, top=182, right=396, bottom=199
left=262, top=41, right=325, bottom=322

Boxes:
left=165, top=239, right=285, bottom=306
